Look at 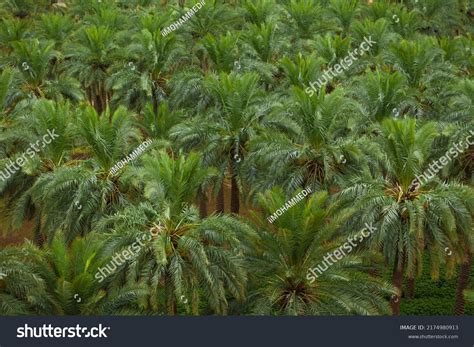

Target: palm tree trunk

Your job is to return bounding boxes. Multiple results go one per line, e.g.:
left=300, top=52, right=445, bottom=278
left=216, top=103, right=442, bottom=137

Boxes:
left=407, top=277, right=415, bottom=299
left=454, top=249, right=472, bottom=315
left=165, top=274, right=177, bottom=315
left=230, top=173, right=239, bottom=214
left=216, top=182, right=224, bottom=214
left=152, top=83, right=159, bottom=115
left=168, top=300, right=177, bottom=315
left=199, top=190, right=208, bottom=218
left=368, top=267, right=379, bottom=277
left=230, top=162, right=240, bottom=214
left=33, top=214, right=45, bottom=247
left=391, top=252, right=405, bottom=315
left=100, top=82, right=106, bottom=114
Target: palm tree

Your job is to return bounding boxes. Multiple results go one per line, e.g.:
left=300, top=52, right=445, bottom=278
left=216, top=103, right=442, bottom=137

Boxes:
left=441, top=80, right=474, bottom=314
left=136, top=101, right=185, bottom=150
left=185, top=0, right=239, bottom=38
left=0, top=99, right=75, bottom=244
left=12, top=104, right=139, bottom=243
left=65, top=25, right=117, bottom=113
left=328, top=0, right=360, bottom=35
left=385, top=39, right=442, bottom=91
left=242, top=0, right=274, bottom=26
left=0, top=242, right=51, bottom=315
left=97, top=151, right=249, bottom=314
left=37, top=13, right=75, bottom=48
left=0, top=68, right=14, bottom=114
left=245, top=188, right=394, bottom=315
left=1, top=0, right=50, bottom=18
left=199, top=32, right=239, bottom=73
left=9, top=38, right=82, bottom=101
left=126, top=150, right=217, bottom=217
left=0, top=17, right=30, bottom=54
left=282, top=0, right=328, bottom=40
left=0, top=0, right=472, bottom=319
left=171, top=72, right=266, bottom=214
left=239, top=21, right=283, bottom=84
left=454, top=231, right=473, bottom=315
left=249, top=87, right=363, bottom=194
left=339, top=118, right=474, bottom=315
left=350, top=70, right=411, bottom=122
left=0, top=236, right=146, bottom=315
left=445, top=79, right=474, bottom=183
left=351, top=18, right=395, bottom=63
left=417, top=0, right=466, bottom=36
left=109, top=24, right=183, bottom=113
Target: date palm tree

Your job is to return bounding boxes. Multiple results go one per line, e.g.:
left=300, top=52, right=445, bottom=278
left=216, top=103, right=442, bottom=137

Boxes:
left=0, top=99, right=75, bottom=244
left=65, top=25, right=118, bottom=113
left=0, top=242, right=51, bottom=315
left=246, top=188, right=395, bottom=315
left=171, top=72, right=267, bottom=214
left=0, top=0, right=472, bottom=318
left=248, top=87, right=364, bottom=194
left=339, top=118, right=474, bottom=315
left=8, top=39, right=82, bottom=102
left=350, top=70, right=411, bottom=122
left=109, top=24, right=183, bottom=113
left=0, top=68, right=13, bottom=114
left=185, top=0, right=239, bottom=38
left=12, top=104, right=139, bottom=243
left=0, top=237, right=146, bottom=315
left=97, top=151, right=249, bottom=315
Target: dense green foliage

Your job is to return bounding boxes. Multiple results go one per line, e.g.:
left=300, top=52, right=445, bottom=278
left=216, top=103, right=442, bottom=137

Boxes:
left=396, top=255, right=474, bottom=315
left=0, top=0, right=473, bottom=316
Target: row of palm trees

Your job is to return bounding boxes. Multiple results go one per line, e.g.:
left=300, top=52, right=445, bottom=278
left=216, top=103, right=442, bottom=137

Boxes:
left=0, top=0, right=473, bottom=315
